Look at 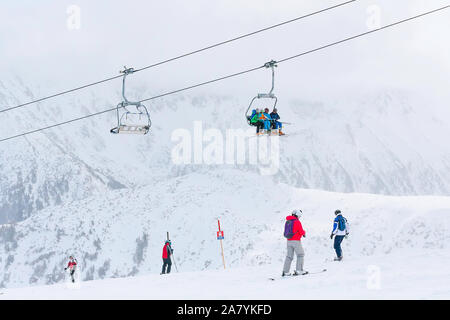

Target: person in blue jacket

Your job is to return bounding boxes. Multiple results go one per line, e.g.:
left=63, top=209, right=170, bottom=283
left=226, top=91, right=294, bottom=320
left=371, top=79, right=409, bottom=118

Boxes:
left=330, top=210, right=349, bottom=261
left=262, top=108, right=273, bottom=134
left=270, top=108, right=285, bottom=135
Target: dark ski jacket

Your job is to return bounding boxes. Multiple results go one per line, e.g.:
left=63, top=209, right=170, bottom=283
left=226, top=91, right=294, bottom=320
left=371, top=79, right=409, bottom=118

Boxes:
left=270, top=112, right=280, bottom=121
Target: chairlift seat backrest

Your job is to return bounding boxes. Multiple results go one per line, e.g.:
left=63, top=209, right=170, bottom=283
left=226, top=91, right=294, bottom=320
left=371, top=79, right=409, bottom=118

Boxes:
left=257, top=93, right=276, bottom=99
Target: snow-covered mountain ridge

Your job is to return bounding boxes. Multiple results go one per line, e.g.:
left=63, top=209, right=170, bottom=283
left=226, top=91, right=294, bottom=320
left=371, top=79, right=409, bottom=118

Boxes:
left=1, top=76, right=450, bottom=224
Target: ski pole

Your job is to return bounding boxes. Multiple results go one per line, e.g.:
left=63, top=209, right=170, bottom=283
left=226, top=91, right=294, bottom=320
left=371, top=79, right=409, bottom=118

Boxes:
left=171, top=251, right=179, bottom=273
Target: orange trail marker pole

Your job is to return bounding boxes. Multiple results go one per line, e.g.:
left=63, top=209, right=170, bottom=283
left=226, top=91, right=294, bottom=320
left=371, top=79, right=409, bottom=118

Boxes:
left=217, top=219, right=226, bottom=269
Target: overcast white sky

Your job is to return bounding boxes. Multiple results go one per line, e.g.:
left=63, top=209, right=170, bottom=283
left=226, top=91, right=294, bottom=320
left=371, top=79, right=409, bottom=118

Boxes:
left=0, top=0, right=449, bottom=102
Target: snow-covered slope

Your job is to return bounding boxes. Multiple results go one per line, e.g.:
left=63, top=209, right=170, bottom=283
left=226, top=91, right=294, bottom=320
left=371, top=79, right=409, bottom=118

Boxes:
left=1, top=169, right=449, bottom=290
left=2, top=76, right=450, bottom=224
left=2, top=251, right=450, bottom=299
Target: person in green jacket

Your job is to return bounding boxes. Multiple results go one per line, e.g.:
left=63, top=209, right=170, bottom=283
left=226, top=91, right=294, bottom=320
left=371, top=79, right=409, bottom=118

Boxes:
left=250, top=108, right=265, bottom=134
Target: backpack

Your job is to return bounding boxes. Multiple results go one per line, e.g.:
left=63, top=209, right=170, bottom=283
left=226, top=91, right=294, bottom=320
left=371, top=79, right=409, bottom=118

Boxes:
left=284, top=220, right=295, bottom=239
left=337, top=216, right=347, bottom=231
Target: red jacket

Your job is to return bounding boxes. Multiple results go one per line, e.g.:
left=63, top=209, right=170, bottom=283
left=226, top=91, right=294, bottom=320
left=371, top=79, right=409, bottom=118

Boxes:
left=67, top=260, right=77, bottom=269
left=162, top=243, right=172, bottom=259
left=286, top=216, right=305, bottom=241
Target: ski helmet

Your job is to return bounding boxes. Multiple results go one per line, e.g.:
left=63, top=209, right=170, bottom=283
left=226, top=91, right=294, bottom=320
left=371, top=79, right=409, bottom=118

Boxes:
left=291, top=209, right=302, bottom=218
left=255, top=108, right=261, bottom=113
left=334, top=209, right=341, bottom=215
left=273, top=108, right=278, bottom=112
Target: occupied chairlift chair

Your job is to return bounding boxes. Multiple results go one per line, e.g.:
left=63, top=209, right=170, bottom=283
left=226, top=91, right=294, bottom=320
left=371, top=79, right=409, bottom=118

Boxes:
left=245, top=60, right=278, bottom=126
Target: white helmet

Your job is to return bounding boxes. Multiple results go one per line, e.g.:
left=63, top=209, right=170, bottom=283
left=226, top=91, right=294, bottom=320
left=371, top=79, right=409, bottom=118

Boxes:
left=291, top=209, right=302, bottom=218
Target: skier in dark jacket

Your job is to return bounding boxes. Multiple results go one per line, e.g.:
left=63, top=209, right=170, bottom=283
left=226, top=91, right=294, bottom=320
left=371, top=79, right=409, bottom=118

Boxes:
left=270, top=108, right=285, bottom=135
left=330, top=210, right=350, bottom=261
left=161, top=240, right=174, bottom=274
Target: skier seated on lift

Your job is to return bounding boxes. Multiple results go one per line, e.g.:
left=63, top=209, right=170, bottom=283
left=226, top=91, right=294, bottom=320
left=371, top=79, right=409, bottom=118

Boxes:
left=270, top=108, right=285, bottom=136
left=250, top=109, right=264, bottom=134
left=161, top=240, right=174, bottom=275
left=64, top=255, right=78, bottom=283
left=250, top=109, right=271, bottom=135
left=263, top=108, right=274, bottom=134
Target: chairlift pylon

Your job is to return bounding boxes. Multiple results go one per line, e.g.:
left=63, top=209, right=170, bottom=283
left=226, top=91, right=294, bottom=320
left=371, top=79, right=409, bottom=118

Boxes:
left=110, top=66, right=151, bottom=135
left=245, top=60, right=278, bottom=125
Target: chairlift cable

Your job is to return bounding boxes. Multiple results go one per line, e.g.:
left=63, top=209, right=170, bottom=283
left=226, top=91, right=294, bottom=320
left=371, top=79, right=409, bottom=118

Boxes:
left=0, top=1, right=356, bottom=114
left=0, top=5, right=448, bottom=143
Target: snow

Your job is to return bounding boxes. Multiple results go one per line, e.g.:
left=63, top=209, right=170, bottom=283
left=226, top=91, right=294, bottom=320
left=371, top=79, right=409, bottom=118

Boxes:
left=2, top=250, right=449, bottom=299
left=1, top=169, right=450, bottom=298
left=1, top=82, right=450, bottom=299
left=1, top=1, right=450, bottom=299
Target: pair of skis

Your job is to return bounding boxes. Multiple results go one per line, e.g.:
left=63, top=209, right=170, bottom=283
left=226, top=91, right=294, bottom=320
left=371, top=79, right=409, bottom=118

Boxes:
left=268, top=269, right=327, bottom=281
left=167, top=232, right=178, bottom=273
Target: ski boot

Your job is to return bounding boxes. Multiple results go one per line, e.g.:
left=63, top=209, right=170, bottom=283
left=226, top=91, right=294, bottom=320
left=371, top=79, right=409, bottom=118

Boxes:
left=293, top=270, right=308, bottom=276
left=282, top=271, right=291, bottom=277
left=333, top=256, right=343, bottom=261
left=279, top=130, right=286, bottom=136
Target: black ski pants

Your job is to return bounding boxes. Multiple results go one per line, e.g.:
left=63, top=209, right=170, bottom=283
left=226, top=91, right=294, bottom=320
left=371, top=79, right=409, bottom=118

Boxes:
left=162, top=258, right=172, bottom=274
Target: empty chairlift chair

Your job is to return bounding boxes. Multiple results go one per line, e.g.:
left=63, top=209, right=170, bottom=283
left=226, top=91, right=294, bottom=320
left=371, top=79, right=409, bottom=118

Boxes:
left=110, top=66, right=152, bottom=135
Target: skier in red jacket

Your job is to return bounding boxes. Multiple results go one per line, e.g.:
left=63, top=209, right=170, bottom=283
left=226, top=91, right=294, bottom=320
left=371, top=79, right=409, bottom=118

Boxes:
left=282, top=210, right=307, bottom=276
left=161, top=240, right=174, bottom=274
left=64, top=255, right=78, bottom=283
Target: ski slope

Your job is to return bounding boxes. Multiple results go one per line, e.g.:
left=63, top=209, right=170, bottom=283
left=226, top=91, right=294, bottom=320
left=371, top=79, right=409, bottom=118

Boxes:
left=1, top=250, right=449, bottom=299
left=1, top=169, right=450, bottom=297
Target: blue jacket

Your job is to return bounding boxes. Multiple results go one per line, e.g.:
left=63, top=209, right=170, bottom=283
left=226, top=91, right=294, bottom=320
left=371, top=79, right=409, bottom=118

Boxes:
left=263, top=112, right=272, bottom=121
left=332, top=214, right=349, bottom=236
left=270, top=112, right=280, bottom=121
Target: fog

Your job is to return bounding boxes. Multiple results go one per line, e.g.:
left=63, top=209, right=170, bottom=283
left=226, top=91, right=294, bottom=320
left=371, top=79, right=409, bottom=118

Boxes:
left=1, top=0, right=449, bottom=103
